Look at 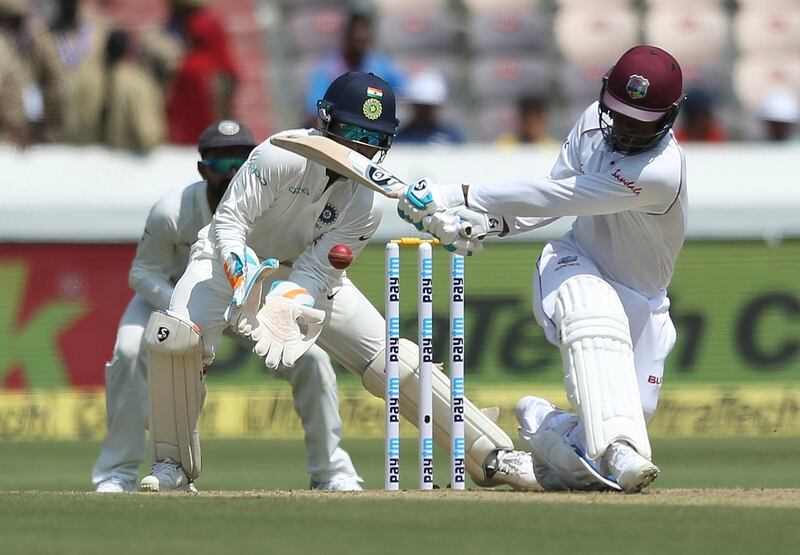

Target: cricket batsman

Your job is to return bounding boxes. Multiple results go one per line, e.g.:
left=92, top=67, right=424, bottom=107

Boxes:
left=398, top=45, right=687, bottom=493
left=140, top=71, right=538, bottom=492
left=92, top=120, right=361, bottom=492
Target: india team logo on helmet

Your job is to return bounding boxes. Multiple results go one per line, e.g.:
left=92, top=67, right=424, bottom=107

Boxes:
left=626, top=74, right=650, bottom=100
left=363, top=98, right=383, bottom=120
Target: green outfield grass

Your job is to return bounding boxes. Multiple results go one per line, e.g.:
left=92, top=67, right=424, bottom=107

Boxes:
left=1, top=437, right=799, bottom=554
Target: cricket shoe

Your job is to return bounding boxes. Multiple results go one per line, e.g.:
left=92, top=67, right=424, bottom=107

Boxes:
left=603, top=442, right=659, bottom=493
left=139, top=458, right=197, bottom=493
left=480, top=449, right=539, bottom=490
left=310, top=473, right=363, bottom=492
left=95, top=476, right=135, bottom=493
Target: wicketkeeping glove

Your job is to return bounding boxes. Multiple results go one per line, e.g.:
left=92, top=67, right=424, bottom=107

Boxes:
left=251, top=280, right=326, bottom=369
left=223, top=247, right=280, bottom=337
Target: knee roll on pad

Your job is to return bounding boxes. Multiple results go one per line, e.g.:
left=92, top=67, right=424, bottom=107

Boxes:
left=145, top=310, right=206, bottom=479
left=554, top=275, right=651, bottom=460
left=363, top=338, right=513, bottom=484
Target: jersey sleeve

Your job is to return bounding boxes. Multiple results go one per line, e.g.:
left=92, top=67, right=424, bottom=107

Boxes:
left=289, top=188, right=381, bottom=301
left=503, top=216, right=560, bottom=237
left=128, top=198, right=179, bottom=310
left=213, top=139, right=305, bottom=262
left=468, top=170, right=679, bottom=218
left=467, top=148, right=681, bottom=218
left=549, top=106, right=589, bottom=179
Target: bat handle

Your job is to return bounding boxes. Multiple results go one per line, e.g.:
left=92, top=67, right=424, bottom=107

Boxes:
left=459, top=221, right=473, bottom=238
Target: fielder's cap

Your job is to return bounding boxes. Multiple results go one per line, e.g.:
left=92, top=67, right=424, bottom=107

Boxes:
left=403, top=70, right=447, bottom=106
left=758, top=89, right=799, bottom=124
left=198, top=120, right=257, bottom=154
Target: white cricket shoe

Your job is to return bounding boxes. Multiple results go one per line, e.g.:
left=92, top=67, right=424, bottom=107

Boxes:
left=603, top=442, right=659, bottom=493
left=481, top=449, right=539, bottom=490
left=95, top=476, right=134, bottom=493
left=310, top=474, right=364, bottom=492
left=139, top=458, right=196, bottom=493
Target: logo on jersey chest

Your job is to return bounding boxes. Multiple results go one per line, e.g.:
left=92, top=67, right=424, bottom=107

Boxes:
left=318, top=203, right=339, bottom=225
left=555, top=255, right=579, bottom=271
left=611, top=168, right=642, bottom=195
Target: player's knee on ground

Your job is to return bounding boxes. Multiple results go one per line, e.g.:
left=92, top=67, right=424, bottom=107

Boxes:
left=523, top=411, right=622, bottom=492
left=553, top=274, right=651, bottom=460
left=145, top=310, right=206, bottom=479
left=363, top=338, right=514, bottom=484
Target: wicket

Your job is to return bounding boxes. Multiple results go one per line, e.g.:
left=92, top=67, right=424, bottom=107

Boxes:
left=384, top=238, right=466, bottom=490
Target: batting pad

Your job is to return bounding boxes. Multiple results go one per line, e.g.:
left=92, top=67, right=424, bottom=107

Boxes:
left=554, top=275, right=651, bottom=460
left=363, top=338, right=513, bottom=484
left=145, top=310, right=206, bottom=479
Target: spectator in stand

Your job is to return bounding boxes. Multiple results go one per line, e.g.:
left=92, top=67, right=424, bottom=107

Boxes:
left=674, top=88, right=727, bottom=143
left=497, top=96, right=555, bottom=145
left=0, top=25, right=27, bottom=147
left=395, top=70, right=463, bottom=145
left=166, top=6, right=237, bottom=144
left=304, top=9, right=405, bottom=124
left=757, top=89, right=798, bottom=142
left=0, top=0, right=64, bottom=143
left=51, top=0, right=107, bottom=144
left=141, top=0, right=208, bottom=91
left=516, top=96, right=554, bottom=144
left=103, top=29, right=165, bottom=154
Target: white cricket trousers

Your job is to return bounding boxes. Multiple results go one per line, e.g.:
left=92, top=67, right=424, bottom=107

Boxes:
left=92, top=296, right=359, bottom=485
left=91, top=294, right=150, bottom=485
left=533, top=240, right=677, bottom=423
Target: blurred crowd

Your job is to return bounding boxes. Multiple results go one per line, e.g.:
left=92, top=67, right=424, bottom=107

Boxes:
left=1, top=0, right=798, bottom=153
left=0, top=0, right=237, bottom=152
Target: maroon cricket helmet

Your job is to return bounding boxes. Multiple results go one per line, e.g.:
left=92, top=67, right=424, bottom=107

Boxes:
left=599, top=45, right=686, bottom=152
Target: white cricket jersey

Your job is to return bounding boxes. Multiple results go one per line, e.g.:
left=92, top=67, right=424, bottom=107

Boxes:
left=129, top=181, right=213, bottom=310
left=469, top=102, right=687, bottom=297
left=205, top=128, right=381, bottom=300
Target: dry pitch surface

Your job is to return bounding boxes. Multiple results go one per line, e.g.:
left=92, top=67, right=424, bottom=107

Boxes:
left=172, top=487, right=800, bottom=509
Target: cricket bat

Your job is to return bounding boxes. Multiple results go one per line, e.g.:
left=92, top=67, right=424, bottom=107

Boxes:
left=270, top=134, right=407, bottom=198
left=270, top=133, right=473, bottom=238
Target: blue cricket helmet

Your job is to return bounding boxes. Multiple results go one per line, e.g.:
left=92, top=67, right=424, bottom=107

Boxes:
left=317, top=71, right=399, bottom=150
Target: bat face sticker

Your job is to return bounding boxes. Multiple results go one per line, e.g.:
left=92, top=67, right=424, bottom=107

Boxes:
left=366, top=165, right=404, bottom=191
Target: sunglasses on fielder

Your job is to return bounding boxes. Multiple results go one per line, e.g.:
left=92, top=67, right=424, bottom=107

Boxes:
left=201, top=157, right=247, bottom=174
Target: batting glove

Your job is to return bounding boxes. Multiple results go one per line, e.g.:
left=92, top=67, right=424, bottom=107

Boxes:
left=396, top=178, right=466, bottom=231
left=425, top=206, right=504, bottom=256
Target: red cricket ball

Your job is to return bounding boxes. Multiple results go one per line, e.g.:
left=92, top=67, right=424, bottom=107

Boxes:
left=328, top=244, right=354, bottom=270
